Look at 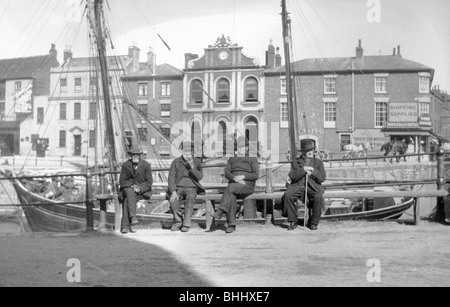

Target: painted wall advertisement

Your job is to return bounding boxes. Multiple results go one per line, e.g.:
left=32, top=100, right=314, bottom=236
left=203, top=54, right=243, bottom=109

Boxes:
left=388, top=103, right=419, bottom=127
left=8, top=82, right=33, bottom=114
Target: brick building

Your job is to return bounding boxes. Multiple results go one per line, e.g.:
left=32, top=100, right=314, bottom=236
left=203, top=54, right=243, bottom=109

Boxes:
left=121, top=47, right=184, bottom=161
left=264, top=40, right=438, bottom=157
left=0, top=44, right=59, bottom=156
left=40, top=45, right=140, bottom=162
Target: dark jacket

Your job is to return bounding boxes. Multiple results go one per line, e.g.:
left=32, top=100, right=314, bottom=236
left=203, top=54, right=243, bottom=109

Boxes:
left=168, top=157, right=205, bottom=195
left=224, top=157, right=260, bottom=183
left=289, top=155, right=326, bottom=194
left=119, top=159, right=153, bottom=198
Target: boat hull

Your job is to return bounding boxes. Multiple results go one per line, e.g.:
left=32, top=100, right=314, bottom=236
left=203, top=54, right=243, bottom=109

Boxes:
left=7, top=174, right=415, bottom=232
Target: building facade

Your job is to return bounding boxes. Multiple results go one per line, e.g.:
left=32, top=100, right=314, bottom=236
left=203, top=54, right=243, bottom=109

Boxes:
left=0, top=44, right=59, bottom=157
left=265, top=40, right=439, bottom=157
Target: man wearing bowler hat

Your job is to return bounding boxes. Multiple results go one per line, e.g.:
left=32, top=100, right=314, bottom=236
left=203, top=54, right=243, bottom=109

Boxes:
left=282, top=138, right=326, bottom=230
left=119, top=145, right=153, bottom=234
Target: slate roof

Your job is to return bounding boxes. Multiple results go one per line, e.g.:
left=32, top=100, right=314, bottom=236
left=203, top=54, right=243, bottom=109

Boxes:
left=125, top=63, right=183, bottom=78
left=0, top=55, right=57, bottom=80
left=60, top=55, right=130, bottom=69
left=266, top=55, right=434, bottom=75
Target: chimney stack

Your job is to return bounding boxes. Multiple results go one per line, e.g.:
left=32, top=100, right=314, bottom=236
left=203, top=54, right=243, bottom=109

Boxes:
left=128, top=43, right=141, bottom=73
left=393, top=47, right=396, bottom=56
left=275, top=47, right=282, bottom=67
left=63, top=46, right=72, bottom=62
left=265, top=40, right=276, bottom=69
left=356, top=39, right=364, bottom=58
left=147, top=47, right=155, bottom=72
left=397, top=45, right=401, bottom=57
left=49, top=43, right=57, bottom=58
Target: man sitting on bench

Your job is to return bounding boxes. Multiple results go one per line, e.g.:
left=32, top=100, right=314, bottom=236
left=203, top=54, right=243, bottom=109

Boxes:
left=282, top=139, right=326, bottom=231
left=212, top=136, right=259, bottom=233
left=168, top=141, right=205, bottom=232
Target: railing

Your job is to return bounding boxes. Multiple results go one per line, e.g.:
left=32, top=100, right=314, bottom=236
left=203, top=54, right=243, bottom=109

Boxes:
left=0, top=147, right=448, bottom=231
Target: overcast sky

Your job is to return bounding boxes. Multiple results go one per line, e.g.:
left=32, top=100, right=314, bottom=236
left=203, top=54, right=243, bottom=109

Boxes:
left=1, top=0, right=449, bottom=89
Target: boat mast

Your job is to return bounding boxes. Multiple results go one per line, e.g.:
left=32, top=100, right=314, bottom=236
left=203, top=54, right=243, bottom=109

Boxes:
left=94, top=0, right=118, bottom=169
left=281, top=0, right=299, bottom=162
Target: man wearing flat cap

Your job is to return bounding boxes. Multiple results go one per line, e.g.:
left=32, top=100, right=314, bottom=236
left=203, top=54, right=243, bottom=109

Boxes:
left=168, top=141, right=205, bottom=232
left=212, top=136, right=259, bottom=233
left=119, top=145, right=153, bottom=234
left=282, top=138, right=326, bottom=231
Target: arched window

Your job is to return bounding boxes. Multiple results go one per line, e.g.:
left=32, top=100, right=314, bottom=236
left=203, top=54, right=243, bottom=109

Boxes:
left=218, top=121, right=227, bottom=157
left=244, top=77, right=258, bottom=102
left=245, top=117, right=259, bottom=157
left=217, top=78, right=230, bottom=103
left=191, top=79, right=203, bottom=104
left=191, top=121, right=202, bottom=157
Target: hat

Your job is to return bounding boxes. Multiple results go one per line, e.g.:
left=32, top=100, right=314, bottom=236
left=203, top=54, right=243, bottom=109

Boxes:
left=300, top=139, right=316, bottom=152
left=128, top=145, right=143, bottom=155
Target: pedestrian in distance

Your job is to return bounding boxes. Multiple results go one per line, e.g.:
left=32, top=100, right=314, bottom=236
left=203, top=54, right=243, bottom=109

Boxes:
left=168, top=141, right=205, bottom=232
left=119, top=145, right=153, bottom=234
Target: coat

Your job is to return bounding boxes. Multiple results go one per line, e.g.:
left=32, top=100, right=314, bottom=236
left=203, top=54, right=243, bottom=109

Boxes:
left=168, top=157, right=205, bottom=195
left=288, top=155, right=326, bottom=194
left=119, top=159, right=153, bottom=199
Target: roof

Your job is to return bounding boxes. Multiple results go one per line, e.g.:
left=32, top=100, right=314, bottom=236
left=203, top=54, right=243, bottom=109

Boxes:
left=125, top=63, right=183, bottom=78
left=61, top=55, right=130, bottom=70
left=266, top=55, right=434, bottom=75
left=0, top=55, right=57, bottom=80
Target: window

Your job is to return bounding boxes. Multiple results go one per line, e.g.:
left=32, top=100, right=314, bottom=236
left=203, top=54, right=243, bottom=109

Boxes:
left=15, top=81, right=22, bottom=92
left=191, top=79, right=203, bottom=104
left=89, top=102, right=97, bottom=120
left=74, top=103, right=81, bottom=120
left=324, top=102, right=336, bottom=128
left=161, top=104, right=171, bottom=119
left=160, top=127, right=171, bottom=140
left=419, top=76, right=430, bottom=93
left=375, top=102, right=388, bottom=128
left=419, top=103, right=430, bottom=115
left=138, top=83, right=148, bottom=97
left=74, top=78, right=82, bottom=92
left=60, top=79, right=67, bottom=92
left=89, top=130, right=96, bottom=148
left=324, top=77, right=336, bottom=94
left=0, top=102, right=5, bottom=121
left=37, top=108, right=44, bottom=124
left=340, top=134, right=351, bottom=151
left=0, top=81, right=5, bottom=99
left=161, top=82, right=171, bottom=96
left=280, top=102, right=288, bottom=128
left=138, top=128, right=148, bottom=142
left=280, top=78, right=287, bottom=95
left=60, top=103, right=67, bottom=120
left=244, top=77, right=258, bottom=102
left=59, top=131, right=66, bottom=148
left=217, top=78, right=230, bottom=103
left=90, top=76, right=97, bottom=91
left=375, top=77, right=387, bottom=93
left=138, top=104, right=147, bottom=117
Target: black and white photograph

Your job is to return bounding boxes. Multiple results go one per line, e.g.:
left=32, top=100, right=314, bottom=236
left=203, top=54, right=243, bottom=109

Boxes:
left=0, top=0, right=449, bottom=290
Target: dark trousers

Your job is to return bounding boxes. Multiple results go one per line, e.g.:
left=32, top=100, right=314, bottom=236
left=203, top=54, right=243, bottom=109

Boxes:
left=170, top=188, right=198, bottom=228
left=283, top=183, right=324, bottom=226
left=219, top=182, right=255, bottom=227
left=121, top=187, right=142, bottom=230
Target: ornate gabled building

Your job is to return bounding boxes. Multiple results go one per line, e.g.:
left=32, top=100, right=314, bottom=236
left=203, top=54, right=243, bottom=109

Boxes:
left=182, top=35, right=280, bottom=158
left=0, top=44, right=59, bottom=156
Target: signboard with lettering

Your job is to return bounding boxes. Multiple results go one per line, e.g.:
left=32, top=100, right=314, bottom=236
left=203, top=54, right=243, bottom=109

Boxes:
left=9, top=82, right=33, bottom=114
left=352, top=129, right=388, bottom=147
left=389, top=103, right=418, bottom=123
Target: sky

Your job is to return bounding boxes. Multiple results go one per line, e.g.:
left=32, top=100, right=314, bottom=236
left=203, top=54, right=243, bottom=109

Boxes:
left=0, top=0, right=449, bottom=90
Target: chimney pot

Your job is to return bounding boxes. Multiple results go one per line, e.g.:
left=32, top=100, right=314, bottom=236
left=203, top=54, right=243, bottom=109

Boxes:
left=356, top=39, right=364, bottom=58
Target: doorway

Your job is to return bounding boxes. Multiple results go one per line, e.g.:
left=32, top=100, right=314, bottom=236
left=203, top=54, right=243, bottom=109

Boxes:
left=74, top=135, right=82, bottom=156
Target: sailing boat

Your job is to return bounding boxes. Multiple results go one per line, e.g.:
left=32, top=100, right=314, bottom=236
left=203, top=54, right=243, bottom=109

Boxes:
left=0, top=0, right=428, bottom=232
